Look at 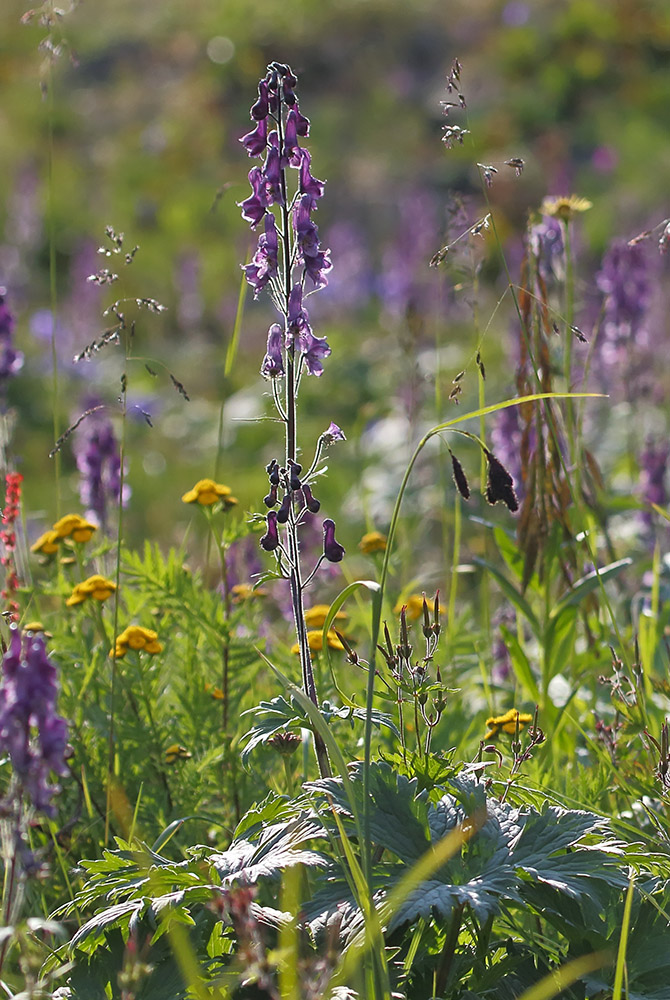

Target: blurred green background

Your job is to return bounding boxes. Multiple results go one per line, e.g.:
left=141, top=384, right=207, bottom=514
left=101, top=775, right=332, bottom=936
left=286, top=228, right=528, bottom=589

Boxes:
left=1, top=0, right=670, bottom=558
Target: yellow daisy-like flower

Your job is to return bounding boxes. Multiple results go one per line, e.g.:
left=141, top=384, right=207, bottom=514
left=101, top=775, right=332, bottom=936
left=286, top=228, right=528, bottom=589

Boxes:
left=181, top=479, right=238, bottom=507
left=291, top=629, right=345, bottom=654
left=394, top=594, right=446, bottom=622
left=66, top=574, right=117, bottom=607
left=112, top=625, right=163, bottom=659
left=359, top=531, right=387, bottom=554
left=540, top=195, right=592, bottom=222
left=205, top=682, right=224, bottom=700
left=304, top=604, right=347, bottom=629
left=484, top=709, right=534, bottom=740
left=52, top=514, right=98, bottom=543
left=30, top=529, right=61, bottom=555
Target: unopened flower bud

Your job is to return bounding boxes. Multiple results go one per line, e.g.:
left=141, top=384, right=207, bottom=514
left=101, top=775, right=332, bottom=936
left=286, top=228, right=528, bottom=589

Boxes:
left=322, top=518, right=345, bottom=563
left=276, top=493, right=292, bottom=524
left=264, top=484, right=278, bottom=508
left=301, top=483, right=320, bottom=513
left=260, top=511, right=280, bottom=551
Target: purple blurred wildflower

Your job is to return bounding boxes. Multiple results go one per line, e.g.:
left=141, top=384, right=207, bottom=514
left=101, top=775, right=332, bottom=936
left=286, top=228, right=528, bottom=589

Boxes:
left=73, top=403, right=122, bottom=533
left=530, top=216, right=564, bottom=281
left=323, top=422, right=346, bottom=444
left=595, top=238, right=653, bottom=369
left=0, top=627, right=69, bottom=817
left=0, top=289, right=24, bottom=390
left=639, top=437, right=669, bottom=536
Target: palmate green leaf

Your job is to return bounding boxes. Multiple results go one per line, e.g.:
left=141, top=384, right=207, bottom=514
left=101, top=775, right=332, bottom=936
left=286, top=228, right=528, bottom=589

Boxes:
left=209, top=816, right=328, bottom=884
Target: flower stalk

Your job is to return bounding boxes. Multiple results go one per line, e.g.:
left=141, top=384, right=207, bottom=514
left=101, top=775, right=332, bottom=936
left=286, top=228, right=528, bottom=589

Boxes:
left=239, top=63, right=342, bottom=778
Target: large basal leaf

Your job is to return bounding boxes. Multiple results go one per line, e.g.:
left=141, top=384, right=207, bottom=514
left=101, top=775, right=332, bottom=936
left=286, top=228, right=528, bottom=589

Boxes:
left=209, top=816, right=328, bottom=883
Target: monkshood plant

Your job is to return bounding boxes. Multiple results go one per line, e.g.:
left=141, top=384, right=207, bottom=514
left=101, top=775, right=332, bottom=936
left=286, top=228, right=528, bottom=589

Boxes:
left=239, top=62, right=355, bottom=779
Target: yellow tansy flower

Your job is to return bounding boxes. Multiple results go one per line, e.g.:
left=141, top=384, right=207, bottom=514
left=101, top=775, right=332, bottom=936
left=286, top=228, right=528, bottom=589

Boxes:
left=165, top=744, right=192, bottom=765
left=30, top=530, right=61, bottom=555
left=23, top=621, right=45, bottom=632
left=112, top=625, right=163, bottom=658
left=484, top=709, right=533, bottom=740
left=540, top=195, right=592, bottom=222
left=66, top=575, right=117, bottom=607
left=291, top=629, right=345, bottom=654
left=181, top=479, right=237, bottom=507
left=359, top=531, right=387, bottom=554
left=231, top=583, right=266, bottom=602
left=52, top=514, right=98, bottom=543
left=394, top=594, right=446, bottom=621
left=304, top=604, right=347, bottom=629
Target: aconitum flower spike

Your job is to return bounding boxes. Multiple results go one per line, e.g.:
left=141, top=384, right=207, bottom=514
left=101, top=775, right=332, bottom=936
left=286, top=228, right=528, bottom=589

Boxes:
left=261, top=324, right=285, bottom=379
left=322, top=518, right=345, bottom=562
left=260, top=511, right=280, bottom=551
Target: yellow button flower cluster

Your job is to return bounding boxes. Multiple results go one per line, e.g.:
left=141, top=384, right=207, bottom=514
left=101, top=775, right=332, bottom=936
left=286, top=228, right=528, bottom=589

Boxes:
left=484, top=709, right=533, bottom=740
left=291, top=629, right=344, bottom=655
left=31, top=513, right=98, bottom=555
left=181, top=479, right=238, bottom=507
left=112, top=625, right=163, bottom=659
left=66, top=574, right=117, bottom=606
left=358, top=531, right=387, bottom=554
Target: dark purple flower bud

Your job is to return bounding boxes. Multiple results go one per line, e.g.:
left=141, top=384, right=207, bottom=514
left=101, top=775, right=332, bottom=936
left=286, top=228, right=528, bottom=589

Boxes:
left=74, top=402, right=123, bottom=533
left=298, top=149, right=325, bottom=207
left=264, top=483, right=278, bottom=507
left=260, top=324, right=285, bottom=379
left=263, top=132, right=284, bottom=207
left=260, top=511, right=280, bottom=551
left=301, top=483, right=320, bottom=513
left=287, top=459, right=302, bottom=491
left=276, top=493, right=292, bottom=524
left=250, top=79, right=269, bottom=120
left=322, top=422, right=346, bottom=444
left=240, top=116, right=268, bottom=157
left=322, top=518, right=345, bottom=562
left=239, top=166, right=268, bottom=228
left=293, top=103, right=310, bottom=137
left=244, top=214, right=279, bottom=298
left=266, top=458, right=280, bottom=485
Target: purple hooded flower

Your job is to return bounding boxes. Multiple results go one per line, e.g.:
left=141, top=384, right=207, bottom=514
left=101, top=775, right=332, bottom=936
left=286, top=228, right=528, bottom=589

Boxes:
left=294, top=195, right=332, bottom=289
left=250, top=79, right=270, bottom=120
left=261, top=323, right=285, bottom=379
left=260, top=510, right=280, bottom=551
left=240, top=116, right=268, bottom=157
left=530, top=216, right=564, bottom=281
left=292, top=104, right=310, bottom=137
left=298, top=149, right=325, bottom=207
left=287, top=284, right=312, bottom=349
left=263, top=132, right=284, bottom=207
left=0, top=628, right=69, bottom=816
left=322, top=518, right=345, bottom=562
left=323, top=422, right=346, bottom=443
left=282, top=110, right=302, bottom=168
left=300, top=330, right=331, bottom=376
left=239, top=166, right=268, bottom=228
left=244, top=214, right=279, bottom=298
